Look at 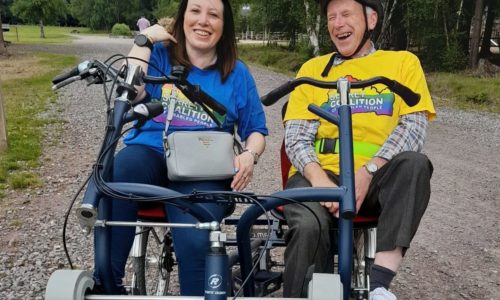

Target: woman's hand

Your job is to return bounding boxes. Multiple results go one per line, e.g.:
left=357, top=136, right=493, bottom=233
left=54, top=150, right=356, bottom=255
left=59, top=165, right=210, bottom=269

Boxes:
left=231, top=151, right=255, bottom=192
left=141, top=24, right=177, bottom=44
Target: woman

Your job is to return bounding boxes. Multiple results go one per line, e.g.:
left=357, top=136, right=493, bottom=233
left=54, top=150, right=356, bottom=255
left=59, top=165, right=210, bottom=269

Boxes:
left=94, top=0, right=268, bottom=295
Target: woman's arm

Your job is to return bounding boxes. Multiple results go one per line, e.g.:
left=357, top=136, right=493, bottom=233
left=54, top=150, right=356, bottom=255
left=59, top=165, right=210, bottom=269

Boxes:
left=231, top=132, right=266, bottom=192
left=127, top=24, right=177, bottom=101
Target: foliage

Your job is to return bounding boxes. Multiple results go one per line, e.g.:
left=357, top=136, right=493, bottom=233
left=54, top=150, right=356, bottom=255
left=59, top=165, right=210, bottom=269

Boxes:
left=111, top=23, right=131, bottom=36
left=3, top=0, right=498, bottom=71
left=11, top=0, right=67, bottom=25
left=153, top=0, right=179, bottom=20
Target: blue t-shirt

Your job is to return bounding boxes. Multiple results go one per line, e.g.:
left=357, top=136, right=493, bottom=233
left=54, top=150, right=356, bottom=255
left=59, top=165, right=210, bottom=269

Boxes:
left=124, top=43, right=268, bottom=153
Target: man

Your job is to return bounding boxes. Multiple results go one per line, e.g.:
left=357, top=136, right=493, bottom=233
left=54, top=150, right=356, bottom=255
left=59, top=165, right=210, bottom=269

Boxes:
left=136, top=15, right=151, bottom=32
left=282, top=0, right=435, bottom=299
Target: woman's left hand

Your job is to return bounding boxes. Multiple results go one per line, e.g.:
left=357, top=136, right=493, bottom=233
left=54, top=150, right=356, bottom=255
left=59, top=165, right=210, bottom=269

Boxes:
left=231, top=151, right=255, bottom=191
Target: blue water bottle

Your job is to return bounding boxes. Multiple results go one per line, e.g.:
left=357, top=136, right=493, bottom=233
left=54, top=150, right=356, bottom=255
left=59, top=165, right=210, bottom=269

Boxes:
left=204, top=231, right=228, bottom=300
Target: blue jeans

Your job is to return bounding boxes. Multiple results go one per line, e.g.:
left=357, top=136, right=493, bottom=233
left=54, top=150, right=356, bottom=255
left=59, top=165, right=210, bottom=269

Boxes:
left=94, top=144, right=230, bottom=295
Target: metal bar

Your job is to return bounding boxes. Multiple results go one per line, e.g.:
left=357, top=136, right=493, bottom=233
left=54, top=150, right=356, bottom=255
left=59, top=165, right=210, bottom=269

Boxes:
left=94, top=220, right=219, bottom=230
left=86, top=296, right=303, bottom=300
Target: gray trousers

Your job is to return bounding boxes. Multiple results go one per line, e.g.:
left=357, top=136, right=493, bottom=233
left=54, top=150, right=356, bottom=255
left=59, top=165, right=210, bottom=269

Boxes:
left=282, top=151, right=433, bottom=297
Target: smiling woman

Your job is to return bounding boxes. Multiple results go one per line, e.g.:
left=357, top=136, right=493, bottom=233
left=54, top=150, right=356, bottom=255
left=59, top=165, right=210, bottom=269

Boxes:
left=91, top=0, right=268, bottom=296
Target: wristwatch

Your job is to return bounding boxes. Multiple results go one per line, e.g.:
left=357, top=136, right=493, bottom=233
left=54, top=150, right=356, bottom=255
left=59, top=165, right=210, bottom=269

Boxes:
left=243, top=149, right=259, bottom=165
left=134, top=34, right=154, bottom=51
left=364, top=162, right=378, bottom=176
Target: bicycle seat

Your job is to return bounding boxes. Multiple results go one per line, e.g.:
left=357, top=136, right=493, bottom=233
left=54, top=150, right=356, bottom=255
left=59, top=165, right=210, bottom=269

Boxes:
left=138, top=204, right=166, bottom=220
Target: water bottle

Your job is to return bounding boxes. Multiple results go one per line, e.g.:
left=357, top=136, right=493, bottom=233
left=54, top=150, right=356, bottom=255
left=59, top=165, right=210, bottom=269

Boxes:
left=204, top=231, right=228, bottom=300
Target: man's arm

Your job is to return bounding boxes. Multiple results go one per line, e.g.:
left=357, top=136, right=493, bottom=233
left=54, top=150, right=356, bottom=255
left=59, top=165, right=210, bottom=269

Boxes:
left=354, top=111, right=429, bottom=212
left=285, top=119, right=335, bottom=185
left=375, top=111, right=429, bottom=161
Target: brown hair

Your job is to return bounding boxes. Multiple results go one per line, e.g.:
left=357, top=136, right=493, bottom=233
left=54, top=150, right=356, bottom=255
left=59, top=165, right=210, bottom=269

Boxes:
left=169, top=0, right=237, bottom=82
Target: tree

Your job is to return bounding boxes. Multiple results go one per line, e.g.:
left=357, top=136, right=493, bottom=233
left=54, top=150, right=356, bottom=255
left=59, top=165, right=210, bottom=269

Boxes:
left=469, top=0, right=485, bottom=68
left=479, top=0, right=499, bottom=57
left=0, top=6, right=8, bottom=56
left=11, top=0, right=68, bottom=38
left=303, top=0, right=321, bottom=56
left=153, top=0, right=179, bottom=20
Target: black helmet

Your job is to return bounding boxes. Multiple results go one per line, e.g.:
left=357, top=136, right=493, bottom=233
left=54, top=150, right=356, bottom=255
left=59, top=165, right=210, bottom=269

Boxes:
left=320, top=0, right=384, bottom=23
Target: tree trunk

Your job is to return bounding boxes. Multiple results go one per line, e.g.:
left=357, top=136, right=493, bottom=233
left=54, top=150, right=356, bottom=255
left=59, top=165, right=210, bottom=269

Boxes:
left=39, top=20, right=46, bottom=39
left=0, top=8, right=8, bottom=56
left=456, top=0, right=464, bottom=31
left=443, top=8, right=450, bottom=49
left=303, top=0, right=320, bottom=56
left=469, top=0, right=485, bottom=69
left=0, top=82, right=8, bottom=152
left=479, top=0, right=494, bottom=57
left=376, top=0, right=398, bottom=49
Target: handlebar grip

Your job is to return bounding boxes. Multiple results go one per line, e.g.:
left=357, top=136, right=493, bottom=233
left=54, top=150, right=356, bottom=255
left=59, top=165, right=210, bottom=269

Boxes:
left=261, top=81, right=295, bottom=106
left=390, top=81, right=420, bottom=107
left=52, top=66, right=79, bottom=85
left=51, top=75, right=82, bottom=91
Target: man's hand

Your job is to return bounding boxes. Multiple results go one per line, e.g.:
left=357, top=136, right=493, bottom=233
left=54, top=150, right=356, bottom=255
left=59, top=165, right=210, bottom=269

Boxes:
left=355, top=157, right=387, bottom=213
left=304, top=163, right=340, bottom=217
left=355, top=167, right=372, bottom=213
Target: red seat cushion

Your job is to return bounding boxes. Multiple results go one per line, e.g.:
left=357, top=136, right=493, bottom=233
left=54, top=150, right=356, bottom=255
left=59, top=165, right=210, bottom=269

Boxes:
left=137, top=204, right=166, bottom=220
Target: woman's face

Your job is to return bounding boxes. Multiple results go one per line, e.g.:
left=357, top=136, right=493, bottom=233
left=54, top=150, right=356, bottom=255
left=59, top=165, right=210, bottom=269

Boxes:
left=183, top=0, right=224, bottom=55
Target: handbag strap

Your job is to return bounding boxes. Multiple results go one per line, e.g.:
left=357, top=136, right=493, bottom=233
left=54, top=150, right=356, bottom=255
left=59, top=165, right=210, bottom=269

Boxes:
left=163, top=87, right=178, bottom=150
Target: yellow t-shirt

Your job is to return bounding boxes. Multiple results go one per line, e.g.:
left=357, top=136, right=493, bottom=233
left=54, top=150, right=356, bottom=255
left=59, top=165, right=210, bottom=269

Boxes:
left=284, top=50, right=436, bottom=175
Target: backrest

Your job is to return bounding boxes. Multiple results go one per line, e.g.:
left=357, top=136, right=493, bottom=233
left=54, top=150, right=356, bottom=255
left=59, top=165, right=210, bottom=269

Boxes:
left=280, top=102, right=291, bottom=188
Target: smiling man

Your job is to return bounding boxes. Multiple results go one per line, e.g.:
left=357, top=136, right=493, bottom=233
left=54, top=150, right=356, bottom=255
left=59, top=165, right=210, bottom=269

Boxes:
left=282, top=0, right=436, bottom=299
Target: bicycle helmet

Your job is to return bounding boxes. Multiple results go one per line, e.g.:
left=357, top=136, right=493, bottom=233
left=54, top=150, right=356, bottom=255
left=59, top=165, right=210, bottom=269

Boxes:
left=320, top=0, right=384, bottom=22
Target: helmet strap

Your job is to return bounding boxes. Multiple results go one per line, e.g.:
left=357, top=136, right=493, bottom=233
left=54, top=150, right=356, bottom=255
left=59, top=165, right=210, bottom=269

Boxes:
left=342, top=5, right=372, bottom=59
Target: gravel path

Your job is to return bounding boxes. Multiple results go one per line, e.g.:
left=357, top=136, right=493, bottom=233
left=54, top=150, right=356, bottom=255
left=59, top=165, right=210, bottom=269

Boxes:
left=0, top=35, right=498, bottom=300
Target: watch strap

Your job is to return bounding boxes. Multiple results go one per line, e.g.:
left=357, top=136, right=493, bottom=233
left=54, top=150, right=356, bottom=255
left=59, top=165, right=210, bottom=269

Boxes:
left=242, top=149, right=259, bottom=164
left=135, top=34, right=154, bottom=51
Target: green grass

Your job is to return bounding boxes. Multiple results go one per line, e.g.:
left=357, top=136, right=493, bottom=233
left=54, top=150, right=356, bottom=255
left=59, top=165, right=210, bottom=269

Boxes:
left=239, top=44, right=500, bottom=115
left=427, top=72, right=500, bottom=114
left=0, top=52, right=78, bottom=191
left=3, top=25, right=105, bottom=44
left=238, top=44, right=308, bottom=77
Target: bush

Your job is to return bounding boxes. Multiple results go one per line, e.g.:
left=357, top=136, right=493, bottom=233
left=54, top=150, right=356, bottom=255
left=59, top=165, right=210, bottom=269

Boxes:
left=111, top=23, right=131, bottom=37
left=440, top=40, right=467, bottom=72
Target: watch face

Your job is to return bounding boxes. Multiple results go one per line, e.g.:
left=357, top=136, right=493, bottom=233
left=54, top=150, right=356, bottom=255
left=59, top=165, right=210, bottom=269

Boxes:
left=366, top=163, right=378, bottom=173
left=135, top=34, right=147, bottom=46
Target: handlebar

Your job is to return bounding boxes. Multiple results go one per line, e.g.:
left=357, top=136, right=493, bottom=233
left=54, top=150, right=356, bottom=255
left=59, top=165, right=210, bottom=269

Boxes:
left=260, top=76, right=420, bottom=107
left=51, top=58, right=227, bottom=117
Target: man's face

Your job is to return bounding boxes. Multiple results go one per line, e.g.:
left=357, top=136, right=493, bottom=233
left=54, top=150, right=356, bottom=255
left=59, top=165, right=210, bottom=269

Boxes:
left=326, top=0, right=377, bottom=57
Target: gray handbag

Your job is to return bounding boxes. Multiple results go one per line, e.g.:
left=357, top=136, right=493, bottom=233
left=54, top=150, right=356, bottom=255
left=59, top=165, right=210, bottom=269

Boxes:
left=165, top=131, right=236, bottom=181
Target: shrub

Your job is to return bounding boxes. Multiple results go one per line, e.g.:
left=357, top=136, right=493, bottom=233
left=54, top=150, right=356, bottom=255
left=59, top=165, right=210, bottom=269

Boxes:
left=111, top=23, right=131, bottom=37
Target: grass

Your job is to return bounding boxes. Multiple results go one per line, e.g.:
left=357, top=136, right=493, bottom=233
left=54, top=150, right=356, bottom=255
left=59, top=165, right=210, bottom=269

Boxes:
left=427, top=72, right=500, bottom=114
left=239, top=44, right=500, bottom=115
left=0, top=52, right=78, bottom=193
left=238, top=44, right=308, bottom=77
left=3, top=25, right=105, bottom=44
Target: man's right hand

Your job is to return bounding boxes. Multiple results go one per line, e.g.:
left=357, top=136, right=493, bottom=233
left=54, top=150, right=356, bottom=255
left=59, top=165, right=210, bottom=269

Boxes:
left=303, top=163, right=340, bottom=217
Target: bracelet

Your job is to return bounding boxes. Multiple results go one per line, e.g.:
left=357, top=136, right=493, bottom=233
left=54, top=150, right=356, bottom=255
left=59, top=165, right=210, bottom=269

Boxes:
left=242, top=148, right=259, bottom=165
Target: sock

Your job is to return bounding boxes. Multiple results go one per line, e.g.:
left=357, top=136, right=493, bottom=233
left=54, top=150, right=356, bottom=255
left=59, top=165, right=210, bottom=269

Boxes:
left=370, top=264, right=396, bottom=291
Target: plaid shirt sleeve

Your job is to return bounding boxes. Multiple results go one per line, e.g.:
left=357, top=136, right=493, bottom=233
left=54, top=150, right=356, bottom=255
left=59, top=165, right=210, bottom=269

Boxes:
left=284, top=119, right=320, bottom=175
left=376, top=111, right=429, bottom=160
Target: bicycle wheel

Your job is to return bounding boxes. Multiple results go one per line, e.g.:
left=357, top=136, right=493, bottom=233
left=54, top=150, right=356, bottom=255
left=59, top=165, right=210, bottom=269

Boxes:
left=131, top=226, right=174, bottom=295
